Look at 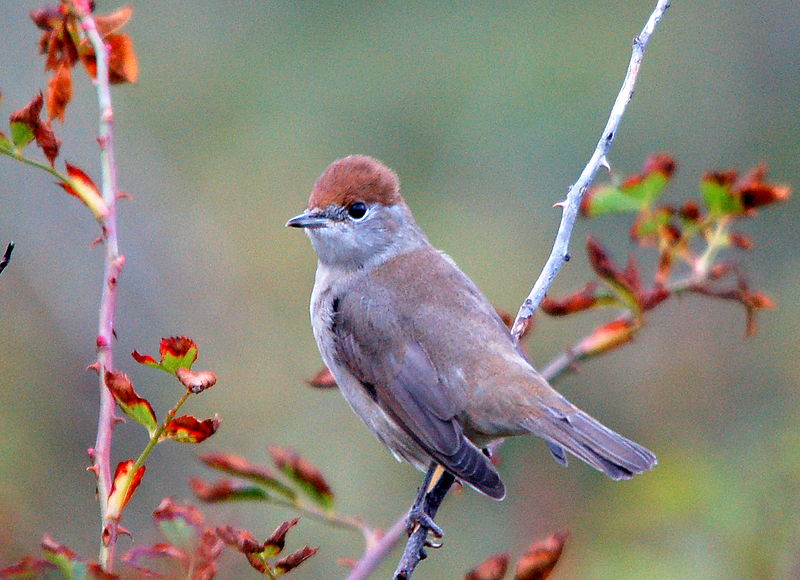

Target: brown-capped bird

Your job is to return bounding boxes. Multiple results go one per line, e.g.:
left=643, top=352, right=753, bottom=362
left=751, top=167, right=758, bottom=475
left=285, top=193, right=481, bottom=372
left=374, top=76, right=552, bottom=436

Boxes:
left=287, top=155, right=656, bottom=503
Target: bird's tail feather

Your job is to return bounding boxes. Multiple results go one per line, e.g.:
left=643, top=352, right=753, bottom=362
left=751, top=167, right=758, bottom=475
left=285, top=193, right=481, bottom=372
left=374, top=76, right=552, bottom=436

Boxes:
left=522, top=406, right=656, bottom=480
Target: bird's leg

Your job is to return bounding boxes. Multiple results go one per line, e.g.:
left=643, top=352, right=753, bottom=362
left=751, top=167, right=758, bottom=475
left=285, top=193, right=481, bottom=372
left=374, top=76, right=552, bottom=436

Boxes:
left=406, top=463, right=445, bottom=539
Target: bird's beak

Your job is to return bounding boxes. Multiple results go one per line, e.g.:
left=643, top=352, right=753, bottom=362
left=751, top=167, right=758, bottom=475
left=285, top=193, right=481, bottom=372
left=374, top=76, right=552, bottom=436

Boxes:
left=285, top=210, right=329, bottom=229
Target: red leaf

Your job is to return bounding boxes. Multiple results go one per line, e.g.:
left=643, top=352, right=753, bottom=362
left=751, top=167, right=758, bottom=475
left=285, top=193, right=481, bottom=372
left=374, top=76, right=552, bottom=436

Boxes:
left=729, top=232, right=752, bottom=250
left=264, top=518, right=299, bottom=555
left=163, top=415, right=219, bottom=443
left=540, top=283, right=599, bottom=316
left=58, top=163, right=108, bottom=219
left=465, top=553, right=510, bottom=580
left=0, top=556, right=55, bottom=578
left=121, top=543, right=185, bottom=577
left=176, top=368, right=217, bottom=393
left=190, top=476, right=268, bottom=503
left=215, top=525, right=263, bottom=554
left=40, top=536, right=118, bottom=579
left=161, top=336, right=198, bottom=361
left=734, top=164, right=790, bottom=212
left=153, top=498, right=205, bottom=538
left=575, top=317, right=639, bottom=358
left=199, top=452, right=280, bottom=485
left=133, top=336, right=199, bottom=375
left=104, top=370, right=157, bottom=433
left=273, top=546, right=318, bottom=574
left=586, top=237, right=640, bottom=311
left=47, top=63, right=72, bottom=122
left=34, top=121, right=60, bottom=166
left=268, top=446, right=333, bottom=508
left=308, top=366, right=338, bottom=388
left=513, top=530, right=568, bottom=580
left=107, top=460, right=145, bottom=521
left=679, top=201, right=702, bottom=222
left=95, top=6, right=133, bottom=37
left=642, top=152, right=676, bottom=178
left=81, top=34, right=139, bottom=84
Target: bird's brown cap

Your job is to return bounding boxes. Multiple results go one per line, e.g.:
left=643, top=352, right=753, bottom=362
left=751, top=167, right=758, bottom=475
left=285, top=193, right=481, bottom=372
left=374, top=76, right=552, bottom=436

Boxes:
left=308, top=155, right=401, bottom=209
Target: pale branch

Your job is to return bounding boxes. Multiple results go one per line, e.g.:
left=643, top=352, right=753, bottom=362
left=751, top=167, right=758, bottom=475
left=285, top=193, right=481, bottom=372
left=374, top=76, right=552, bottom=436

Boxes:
left=71, top=0, right=125, bottom=570
left=345, top=515, right=407, bottom=580
left=360, top=2, right=673, bottom=578
left=511, top=0, right=672, bottom=340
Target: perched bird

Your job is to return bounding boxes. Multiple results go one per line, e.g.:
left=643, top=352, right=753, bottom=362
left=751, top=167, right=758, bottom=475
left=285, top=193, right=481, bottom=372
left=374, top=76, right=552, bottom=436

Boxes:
left=287, top=155, right=656, bottom=505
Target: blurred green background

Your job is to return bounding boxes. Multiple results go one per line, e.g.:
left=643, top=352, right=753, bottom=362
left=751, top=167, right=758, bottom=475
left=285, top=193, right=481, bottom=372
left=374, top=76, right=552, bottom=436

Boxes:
left=1, top=1, right=798, bottom=578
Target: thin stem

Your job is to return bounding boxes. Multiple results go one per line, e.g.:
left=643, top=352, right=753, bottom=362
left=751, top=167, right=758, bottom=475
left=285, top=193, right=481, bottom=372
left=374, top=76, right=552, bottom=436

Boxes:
left=5, top=152, right=71, bottom=183
left=113, top=391, right=191, bottom=506
left=511, top=0, right=672, bottom=339
left=693, top=218, right=729, bottom=280
left=267, top=495, right=373, bottom=539
left=70, top=0, right=124, bottom=570
left=345, top=518, right=407, bottom=580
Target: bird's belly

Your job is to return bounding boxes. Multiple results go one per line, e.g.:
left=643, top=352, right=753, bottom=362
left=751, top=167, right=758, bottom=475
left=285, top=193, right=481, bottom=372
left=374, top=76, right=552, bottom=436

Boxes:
left=328, top=361, right=431, bottom=471
left=310, top=294, right=430, bottom=471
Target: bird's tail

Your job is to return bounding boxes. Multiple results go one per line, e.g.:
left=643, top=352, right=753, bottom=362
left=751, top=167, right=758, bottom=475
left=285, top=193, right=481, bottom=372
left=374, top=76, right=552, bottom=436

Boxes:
left=521, top=405, right=656, bottom=480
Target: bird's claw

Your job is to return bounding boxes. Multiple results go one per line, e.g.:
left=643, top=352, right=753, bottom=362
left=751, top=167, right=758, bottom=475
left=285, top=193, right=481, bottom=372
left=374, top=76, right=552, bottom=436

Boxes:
left=407, top=505, right=444, bottom=540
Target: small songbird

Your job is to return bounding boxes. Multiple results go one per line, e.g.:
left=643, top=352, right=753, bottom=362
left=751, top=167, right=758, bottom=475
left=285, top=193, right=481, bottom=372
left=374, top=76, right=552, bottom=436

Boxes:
left=287, top=155, right=656, bottom=504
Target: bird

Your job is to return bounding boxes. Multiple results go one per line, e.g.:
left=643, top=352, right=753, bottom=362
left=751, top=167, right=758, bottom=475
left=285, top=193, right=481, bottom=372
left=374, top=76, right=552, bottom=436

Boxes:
left=287, top=154, right=656, bottom=510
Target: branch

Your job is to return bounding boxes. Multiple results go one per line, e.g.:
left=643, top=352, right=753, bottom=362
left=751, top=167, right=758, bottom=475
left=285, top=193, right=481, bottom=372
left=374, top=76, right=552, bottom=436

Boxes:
left=348, top=2, right=672, bottom=577
left=511, top=0, right=672, bottom=339
left=345, top=516, right=407, bottom=580
left=70, top=0, right=125, bottom=570
left=392, top=471, right=455, bottom=580
left=0, top=242, right=14, bottom=276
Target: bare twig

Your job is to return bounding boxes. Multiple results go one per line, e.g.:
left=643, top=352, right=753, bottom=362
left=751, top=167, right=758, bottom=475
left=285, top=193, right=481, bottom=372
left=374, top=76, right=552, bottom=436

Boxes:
left=0, top=242, right=14, bottom=276
left=350, top=2, right=672, bottom=577
left=345, top=516, right=407, bottom=580
left=392, top=471, right=455, bottom=580
left=511, top=0, right=672, bottom=339
left=70, top=0, right=125, bottom=570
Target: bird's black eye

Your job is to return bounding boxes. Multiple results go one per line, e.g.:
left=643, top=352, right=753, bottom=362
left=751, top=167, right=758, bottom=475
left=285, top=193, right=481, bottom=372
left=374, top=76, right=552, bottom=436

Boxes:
left=347, top=201, right=368, bottom=220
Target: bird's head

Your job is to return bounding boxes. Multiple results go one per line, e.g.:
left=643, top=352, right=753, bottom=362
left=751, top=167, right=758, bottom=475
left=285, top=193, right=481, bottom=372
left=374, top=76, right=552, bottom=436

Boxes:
left=287, top=155, right=425, bottom=270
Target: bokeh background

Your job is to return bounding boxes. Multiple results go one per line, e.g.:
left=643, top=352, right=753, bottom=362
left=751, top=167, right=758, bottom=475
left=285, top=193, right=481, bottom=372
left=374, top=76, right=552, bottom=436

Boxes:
left=1, top=1, right=798, bottom=578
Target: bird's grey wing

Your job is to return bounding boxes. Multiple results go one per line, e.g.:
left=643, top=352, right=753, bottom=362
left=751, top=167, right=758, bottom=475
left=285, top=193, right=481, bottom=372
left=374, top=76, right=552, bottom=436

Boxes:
left=333, top=293, right=505, bottom=499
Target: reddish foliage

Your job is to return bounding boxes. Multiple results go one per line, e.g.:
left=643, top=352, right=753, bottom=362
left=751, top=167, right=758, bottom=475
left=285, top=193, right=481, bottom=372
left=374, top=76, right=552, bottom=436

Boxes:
left=163, top=415, right=219, bottom=443
left=274, top=546, right=318, bottom=574
left=308, top=366, right=338, bottom=388
left=268, top=445, right=332, bottom=499
left=465, top=553, right=510, bottom=580
left=540, top=283, right=598, bottom=316
left=513, top=530, right=568, bottom=580
left=176, top=368, right=217, bottom=393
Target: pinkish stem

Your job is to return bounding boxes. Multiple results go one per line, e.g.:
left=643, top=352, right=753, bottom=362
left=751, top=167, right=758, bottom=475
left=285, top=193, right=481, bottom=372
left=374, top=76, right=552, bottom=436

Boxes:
left=71, top=0, right=124, bottom=570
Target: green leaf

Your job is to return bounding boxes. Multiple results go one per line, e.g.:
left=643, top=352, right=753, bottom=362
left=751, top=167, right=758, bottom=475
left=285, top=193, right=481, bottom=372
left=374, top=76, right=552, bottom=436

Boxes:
left=631, top=207, right=672, bottom=240
left=199, top=453, right=297, bottom=501
left=701, top=176, right=742, bottom=217
left=583, top=185, right=643, bottom=216
left=584, top=171, right=670, bottom=216
left=629, top=170, right=669, bottom=207
left=160, top=415, right=219, bottom=443
left=0, top=132, right=12, bottom=154
left=105, top=371, right=157, bottom=436
left=268, top=446, right=334, bottom=511
left=132, top=336, right=199, bottom=376
left=10, top=122, right=34, bottom=151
